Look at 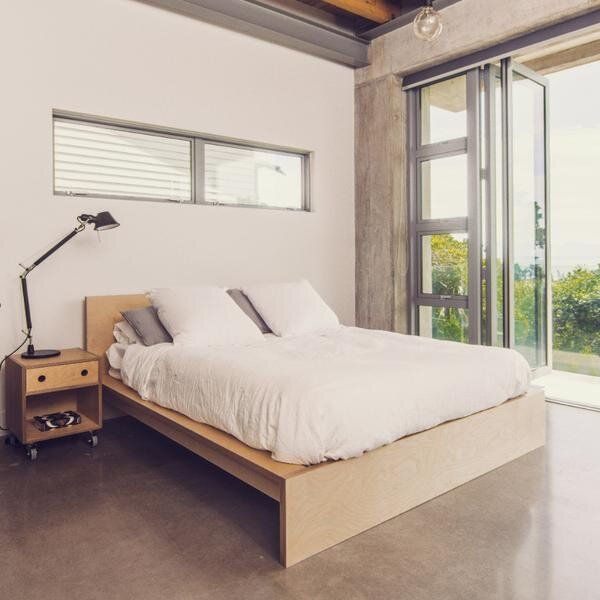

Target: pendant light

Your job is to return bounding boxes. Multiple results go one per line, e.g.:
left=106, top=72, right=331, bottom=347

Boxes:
left=413, top=0, right=443, bottom=41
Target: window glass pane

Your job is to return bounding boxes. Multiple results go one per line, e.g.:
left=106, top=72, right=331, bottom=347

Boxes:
left=419, top=306, right=469, bottom=343
left=204, top=144, right=303, bottom=209
left=54, top=119, right=192, bottom=202
left=421, top=233, right=468, bottom=295
left=420, top=154, right=467, bottom=219
left=420, top=75, right=467, bottom=144
left=512, top=74, right=547, bottom=368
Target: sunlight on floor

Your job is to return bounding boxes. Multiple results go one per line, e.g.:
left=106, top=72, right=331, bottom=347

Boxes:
left=537, top=370, right=600, bottom=411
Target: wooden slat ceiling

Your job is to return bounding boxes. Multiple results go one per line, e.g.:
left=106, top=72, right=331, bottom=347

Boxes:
left=299, top=0, right=401, bottom=24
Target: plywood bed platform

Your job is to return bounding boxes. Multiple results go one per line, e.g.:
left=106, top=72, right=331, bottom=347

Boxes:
left=86, top=294, right=546, bottom=567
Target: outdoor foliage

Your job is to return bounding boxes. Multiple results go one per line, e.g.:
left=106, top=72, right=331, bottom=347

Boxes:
left=428, top=234, right=600, bottom=357
left=553, top=266, right=600, bottom=355
left=429, top=234, right=468, bottom=342
left=429, top=234, right=468, bottom=296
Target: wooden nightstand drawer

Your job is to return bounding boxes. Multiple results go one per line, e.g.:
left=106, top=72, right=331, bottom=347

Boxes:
left=26, top=361, right=99, bottom=394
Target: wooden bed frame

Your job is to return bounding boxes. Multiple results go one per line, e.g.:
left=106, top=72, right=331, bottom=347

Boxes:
left=85, top=294, right=546, bottom=567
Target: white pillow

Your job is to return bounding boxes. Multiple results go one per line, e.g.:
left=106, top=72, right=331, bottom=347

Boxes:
left=242, top=280, right=340, bottom=337
left=113, top=321, right=141, bottom=345
left=149, top=286, right=265, bottom=347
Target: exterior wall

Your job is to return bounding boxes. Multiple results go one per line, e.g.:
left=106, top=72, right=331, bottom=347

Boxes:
left=354, top=0, right=596, bottom=330
left=0, top=0, right=355, bottom=428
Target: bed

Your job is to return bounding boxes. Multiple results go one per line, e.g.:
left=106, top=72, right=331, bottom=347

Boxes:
left=85, top=294, right=546, bottom=567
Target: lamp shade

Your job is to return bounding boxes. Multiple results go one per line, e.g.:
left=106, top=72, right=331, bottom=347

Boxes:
left=80, top=211, right=120, bottom=230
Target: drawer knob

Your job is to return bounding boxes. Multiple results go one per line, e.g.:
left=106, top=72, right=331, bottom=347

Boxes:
left=37, top=374, right=46, bottom=383
left=81, top=369, right=89, bottom=377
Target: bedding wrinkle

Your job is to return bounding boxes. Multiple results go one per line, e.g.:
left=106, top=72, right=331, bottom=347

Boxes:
left=115, top=327, right=531, bottom=465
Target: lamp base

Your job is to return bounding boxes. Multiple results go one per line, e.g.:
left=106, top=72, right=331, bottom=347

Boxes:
left=21, top=349, right=61, bottom=359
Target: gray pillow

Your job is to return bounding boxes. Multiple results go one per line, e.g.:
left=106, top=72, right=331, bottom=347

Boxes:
left=121, top=306, right=173, bottom=346
left=227, top=289, right=272, bottom=335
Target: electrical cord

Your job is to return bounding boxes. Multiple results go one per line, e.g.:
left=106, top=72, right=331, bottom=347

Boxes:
left=0, top=334, right=30, bottom=430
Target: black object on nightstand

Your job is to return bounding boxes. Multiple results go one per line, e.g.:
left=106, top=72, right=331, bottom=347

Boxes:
left=4, top=348, right=102, bottom=461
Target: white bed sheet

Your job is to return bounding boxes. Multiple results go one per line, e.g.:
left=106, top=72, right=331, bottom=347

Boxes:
left=117, top=327, right=530, bottom=465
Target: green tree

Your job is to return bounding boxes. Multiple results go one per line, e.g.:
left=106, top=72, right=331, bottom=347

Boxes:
left=430, top=234, right=468, bottom=296
left=429, top=234, right=468, bottom=342
left=553, top=266, right=600, bottom=355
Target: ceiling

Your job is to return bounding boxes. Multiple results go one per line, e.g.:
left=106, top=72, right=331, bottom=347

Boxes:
left=137, top=1, right=598, bottom=71
left=516, top=28, right=600, bottom=74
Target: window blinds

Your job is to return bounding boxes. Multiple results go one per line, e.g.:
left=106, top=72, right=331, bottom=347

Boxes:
left=53, top=119, right=192, bottom=202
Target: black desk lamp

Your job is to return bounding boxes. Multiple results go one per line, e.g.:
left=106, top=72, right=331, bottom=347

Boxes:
left=19, top=211, right=120, bottom=359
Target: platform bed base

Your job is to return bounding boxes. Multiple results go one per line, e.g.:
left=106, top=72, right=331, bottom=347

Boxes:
left=87, top=295, right=546, bottom=567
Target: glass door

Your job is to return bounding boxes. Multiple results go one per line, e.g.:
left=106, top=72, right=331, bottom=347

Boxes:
left=408, top=59, right=551, bottom=372
left=507, top=61, right=550, bottom=372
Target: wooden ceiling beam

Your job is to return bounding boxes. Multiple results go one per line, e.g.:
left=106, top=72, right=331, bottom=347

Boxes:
left=318, top=0, right=399, bottom=24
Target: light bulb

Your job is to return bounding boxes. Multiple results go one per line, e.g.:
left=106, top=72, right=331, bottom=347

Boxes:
left=413, top=1, right=443, bottom=41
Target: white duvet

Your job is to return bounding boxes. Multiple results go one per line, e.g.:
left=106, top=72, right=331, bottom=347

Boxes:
left=117, top=327, right=530, bottom=465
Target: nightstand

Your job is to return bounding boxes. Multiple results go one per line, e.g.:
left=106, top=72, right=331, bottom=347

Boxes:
left=4, top=348, right=102, bottom=461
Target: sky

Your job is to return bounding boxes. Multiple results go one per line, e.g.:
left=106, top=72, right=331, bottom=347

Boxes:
left=547, top=60, right=600, bottom=276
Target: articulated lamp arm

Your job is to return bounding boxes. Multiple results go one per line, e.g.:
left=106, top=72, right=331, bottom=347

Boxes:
left=19, top=222, right=86, bottom=352
left=18, top=212, right=119, bottom=359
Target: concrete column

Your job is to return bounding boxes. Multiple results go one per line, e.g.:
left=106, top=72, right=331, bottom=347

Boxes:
left=355, top=74, right=409, bottom=333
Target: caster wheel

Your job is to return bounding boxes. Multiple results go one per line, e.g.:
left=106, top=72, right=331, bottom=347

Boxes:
left=25, top=445, right=38, bottom=461
left=4, top=434, right=18, bottom=447
left=86, top=433, right=98, bottom=448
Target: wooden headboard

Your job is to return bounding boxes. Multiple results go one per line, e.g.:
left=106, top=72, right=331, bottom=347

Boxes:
left=85, top=294, right=150, bottom=373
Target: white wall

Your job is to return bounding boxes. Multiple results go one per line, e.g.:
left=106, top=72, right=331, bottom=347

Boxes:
left=0, top=0, right=355, bottom=426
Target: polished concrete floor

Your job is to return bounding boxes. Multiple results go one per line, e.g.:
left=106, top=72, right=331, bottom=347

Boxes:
left=1, top=403, right=599, bottom=600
